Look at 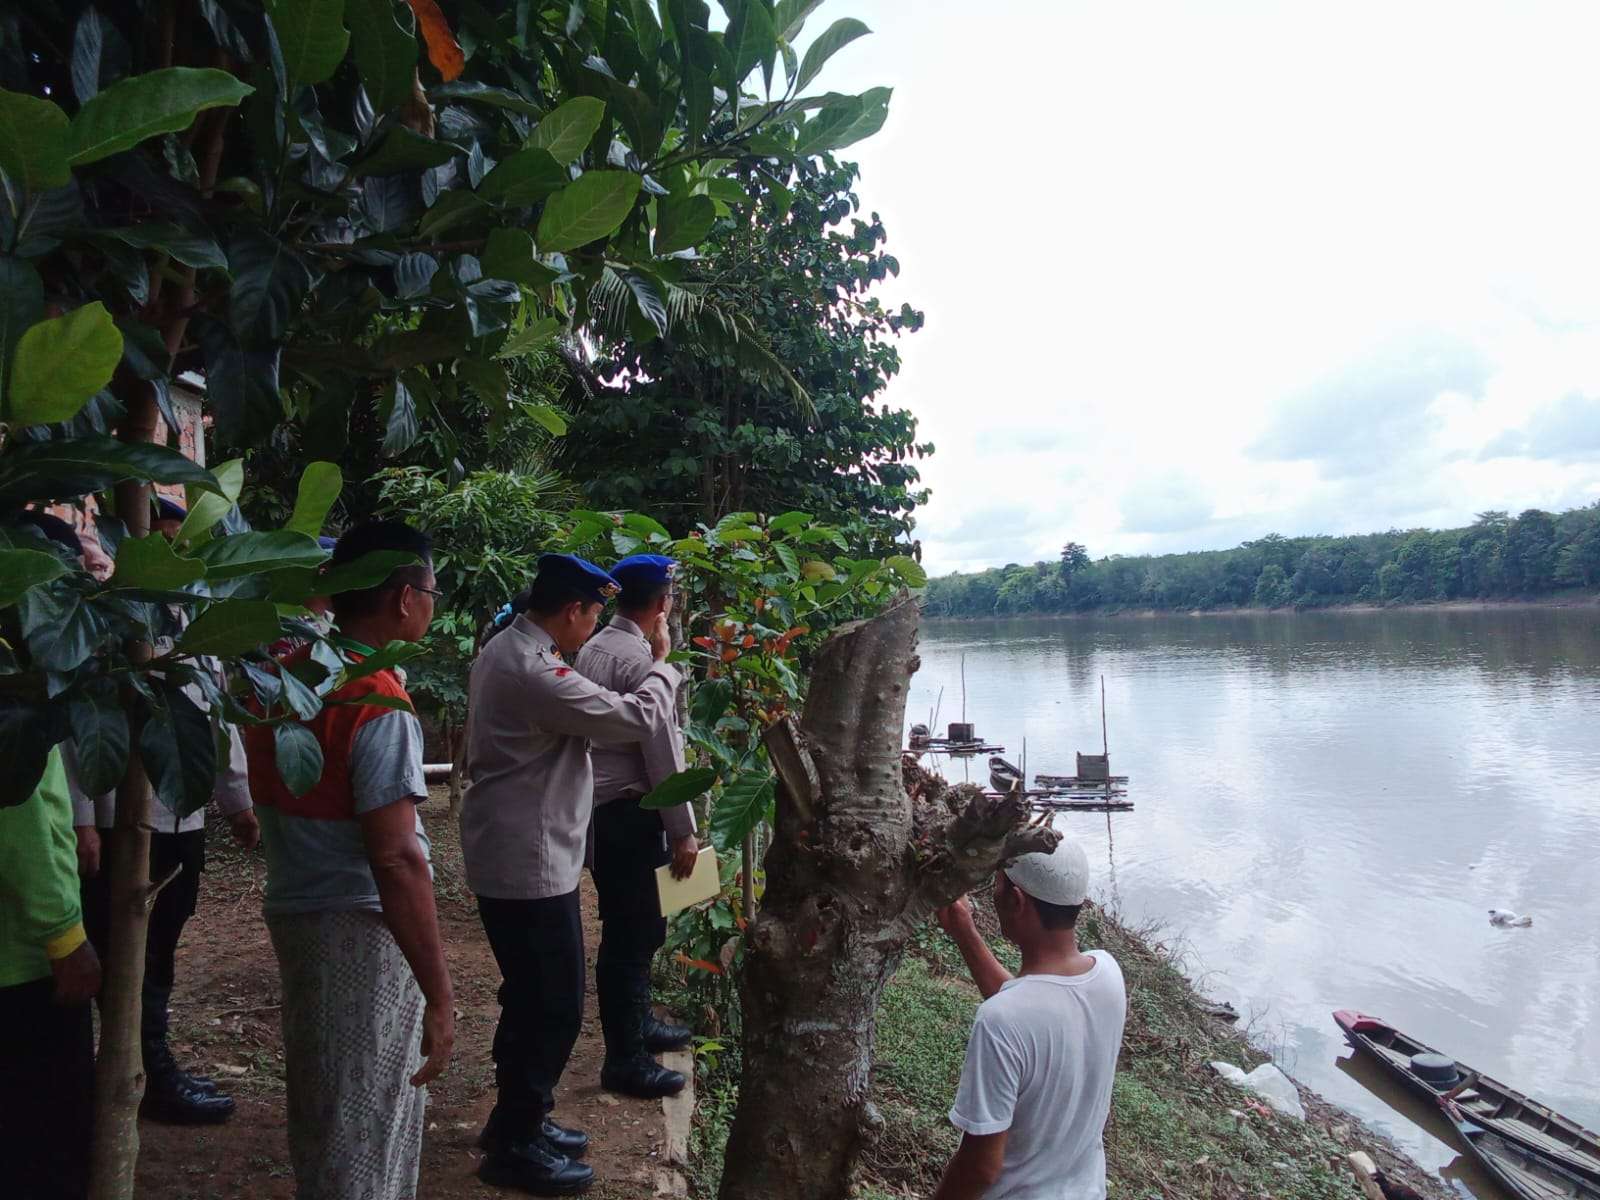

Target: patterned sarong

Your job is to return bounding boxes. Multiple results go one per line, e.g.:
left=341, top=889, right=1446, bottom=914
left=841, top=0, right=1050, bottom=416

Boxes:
left=268, top=909, right=426, bottom=1200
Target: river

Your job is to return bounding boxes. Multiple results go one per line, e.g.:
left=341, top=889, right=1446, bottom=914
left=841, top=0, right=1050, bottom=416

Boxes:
left=909, top=607, right=1600, bottom=1195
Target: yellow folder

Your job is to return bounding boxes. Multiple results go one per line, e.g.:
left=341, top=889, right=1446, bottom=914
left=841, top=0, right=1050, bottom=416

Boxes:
left=655, top=846, right=721, bottom=917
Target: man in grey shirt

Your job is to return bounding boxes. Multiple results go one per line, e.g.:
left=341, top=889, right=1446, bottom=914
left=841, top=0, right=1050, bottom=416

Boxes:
left=462, top=553, right=678, bottom=1197
left=574, top=554, right=698, bottom=1100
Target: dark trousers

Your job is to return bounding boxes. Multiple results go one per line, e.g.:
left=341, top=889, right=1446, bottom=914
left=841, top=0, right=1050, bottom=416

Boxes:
left=591, top=796, right=669, bottom=978
left=0, top=977, right=94, bottom=1200
left=477, top=890, right=585, bottom=1136
left=81, top=828, right=204, bottom=1039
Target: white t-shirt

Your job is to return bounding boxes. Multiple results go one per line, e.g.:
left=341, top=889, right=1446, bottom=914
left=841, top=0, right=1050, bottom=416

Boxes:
left=949, top=951, right=1127, bottom=1199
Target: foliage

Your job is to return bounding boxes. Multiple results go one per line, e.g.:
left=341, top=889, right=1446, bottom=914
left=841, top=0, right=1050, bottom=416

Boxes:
left=563, top=157, right=929, bottom=553
left=0, top=0, right=896, bottom=809
left=924, top=504, right=1600, bottom=617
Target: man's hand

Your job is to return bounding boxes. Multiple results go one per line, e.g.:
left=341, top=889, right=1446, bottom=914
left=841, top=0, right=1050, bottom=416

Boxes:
left=74, top=826, right=101, bottom=878
left=936, top=895, right=976, bottom=935
left=669, top=835, right=699, bottom=880
left=51, top=941, right=102, bottom=1006
left=411, top=999, right=455, bottom=1086
left=648, top=612, right=671, bottom=662
left=227, top=808, right=260, bottom=850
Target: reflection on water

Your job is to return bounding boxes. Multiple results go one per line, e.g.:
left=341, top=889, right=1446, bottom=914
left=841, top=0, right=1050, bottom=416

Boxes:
left=911, top=608, right=1600, bottom=1197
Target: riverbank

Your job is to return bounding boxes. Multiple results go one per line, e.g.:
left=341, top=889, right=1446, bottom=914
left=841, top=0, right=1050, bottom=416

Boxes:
left=924, top=590, right=1599, bottom=622
left=674, top=896, right=1454, bottom=1200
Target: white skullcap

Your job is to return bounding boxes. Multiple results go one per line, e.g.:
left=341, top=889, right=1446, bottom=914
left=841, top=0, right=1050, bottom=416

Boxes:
left=1004, top=837, right=1091, bottom=907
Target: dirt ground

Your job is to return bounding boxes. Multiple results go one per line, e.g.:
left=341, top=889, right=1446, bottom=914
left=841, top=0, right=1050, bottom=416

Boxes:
left=132, top=786, right=674, bottom=1200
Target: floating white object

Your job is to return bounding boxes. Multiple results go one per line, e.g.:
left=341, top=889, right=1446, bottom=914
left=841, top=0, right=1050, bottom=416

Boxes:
left=1488, top=909, right=1533, bottom=928
left=1210, top=1061, right=1306, bottom=1120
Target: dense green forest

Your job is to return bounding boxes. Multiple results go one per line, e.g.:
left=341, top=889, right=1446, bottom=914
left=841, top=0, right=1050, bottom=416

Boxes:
left=923, top=506, right=1600, bottom=616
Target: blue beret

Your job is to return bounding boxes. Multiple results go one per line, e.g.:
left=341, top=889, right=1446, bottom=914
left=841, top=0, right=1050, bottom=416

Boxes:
left=154, top=496, right=187, bottom=522
left=610, top=554, right=677, bottom=590
left=317, top=535, right=338, bottom=551
left=536, top=553, right=620, bottom=604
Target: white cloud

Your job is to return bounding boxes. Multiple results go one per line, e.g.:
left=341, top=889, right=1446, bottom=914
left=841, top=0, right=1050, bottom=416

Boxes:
left=800, top=0, right=1600, bottom=574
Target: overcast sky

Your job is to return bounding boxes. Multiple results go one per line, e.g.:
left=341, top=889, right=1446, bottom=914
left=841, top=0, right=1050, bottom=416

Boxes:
left=807, top=1, right=1600, bottom=575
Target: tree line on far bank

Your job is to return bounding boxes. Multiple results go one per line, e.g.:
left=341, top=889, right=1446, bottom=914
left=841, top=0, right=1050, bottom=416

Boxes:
left=923, top=505, right=1600, bottom=617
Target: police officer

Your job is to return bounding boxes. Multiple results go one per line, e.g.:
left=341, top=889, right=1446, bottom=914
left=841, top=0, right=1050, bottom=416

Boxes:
left=573, top=555, right=696, bottom=1099
left=461, top=554, right=679, bottom=1197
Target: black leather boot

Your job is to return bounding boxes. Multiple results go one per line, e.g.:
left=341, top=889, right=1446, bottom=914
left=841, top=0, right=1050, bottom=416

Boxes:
left=596, top=965, right=684, bottom=1099
left=642, top=1012, right=693, bottom=1053
left=479, top=1108, right=588, bottom=1159
left=478, top=1134, right=595, bottom=1195
left=140, top=984, right=233, bottom=1124
left=141, top=1038, right=235, bottom=1124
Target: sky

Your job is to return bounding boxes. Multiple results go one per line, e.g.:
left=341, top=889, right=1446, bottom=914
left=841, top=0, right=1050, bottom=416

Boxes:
left=800, top=0, right=1600, bottom=575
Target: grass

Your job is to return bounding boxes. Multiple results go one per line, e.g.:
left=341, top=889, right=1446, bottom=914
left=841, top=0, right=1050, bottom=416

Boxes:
left=666, top=893, right=1452, bottom=1199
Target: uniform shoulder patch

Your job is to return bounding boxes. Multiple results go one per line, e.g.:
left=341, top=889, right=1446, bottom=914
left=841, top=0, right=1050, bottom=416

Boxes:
left=554, top=666, right=572, bottom=677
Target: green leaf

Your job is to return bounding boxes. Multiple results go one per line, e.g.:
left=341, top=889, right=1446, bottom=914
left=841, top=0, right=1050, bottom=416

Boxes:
left=107, top=534, right=206, bottom=591
left=268, top=0, right=350, bottom=85
left=279, top=663, right=324, bottom=718
left=800, top=559, right=835, bottom=582
left=689, top=677, right=733, bottom=726
left=477, top=147, right=568, bottom=206
left=524, top=402, right=569, bottom=436
left=67, top=687, right=129, bottom=797
left=177, top=458, right=246, bottom=548
left=0, top=549, right=66, bottom=606
left=772, top=540, right=799, bottom=579
left=324, top=691, right=414, bottom=712
left=141, top=685, right=217, bottom=817
left=0, top=257, right=43, bottom=420
left=620, top=512, right=671, bottom=539
left=69, top=68, right=253, bottom=168
left=430, top=81, right=542, bottom=116
left=482, top=229, right=560, bottom=288
left=619, top=268, right=668, bottom=337
left=774, top=0, right=825, bottom=41
left=885, top=554, right=926, bottom=588
left=6, top=304, right=123, bottom=427
left=710, top=769, right=775, bottom=853
left=529, top=96, right=607, bottom=165
left=0, top=699, right=53, bottom=807
left=654, top=192, right=715, bottom=256
left=265, top=548, right=418, bottom=603
left=723, top=0, right=776, bottom=90
left=18, top=584, right=106, bottom=672
left=336, top=639, right=426, bottom=687
left=793, top=87, right=891, bottom=156
left=229, top=233, right=317, bottom=348
left=195, top=531, right=327, bottom=581
left=273, top=722, right=325, bottom=797
left=353, top=126, right=456, bottom=176
left=767, top=510, right=812, bottom=533
left=101, top=223, right=229, bottom=271
left=795, top=17, right=869, bottom=92
left=286, top=461, right=343, bottom=538
left=0, top=436, right=220, bottom=509
left=381, top=376, right=418, bottom=455
left=346, top=0, right=417, bottom=113
left=496, top=316, right=563, bottom=359
left=537, top=171, right=643, bottom=252
left=0, top=89, right=72, bottom=196
left=640, top=765, right=717, bottom=810
left=179, top=599, right=284, bottom=656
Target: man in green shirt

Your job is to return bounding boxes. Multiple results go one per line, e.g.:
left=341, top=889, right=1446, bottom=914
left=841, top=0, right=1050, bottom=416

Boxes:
left=0, top=748, right=103, bottom=1200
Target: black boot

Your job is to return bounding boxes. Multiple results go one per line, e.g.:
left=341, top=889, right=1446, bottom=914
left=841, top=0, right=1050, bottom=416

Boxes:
left=139, top=984, right=233, bottom=1125
left=478, top=1133, right=594, bottom=1195
left=596, top=965, right=685, bottom=1099
left=479, top=1108, right=588, bottom=1159
left=642, top=1012, right=692, bottom=1053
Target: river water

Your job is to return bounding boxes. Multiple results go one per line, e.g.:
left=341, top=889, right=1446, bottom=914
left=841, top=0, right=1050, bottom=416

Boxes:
left=909, top=608, right=1600, bottom=1194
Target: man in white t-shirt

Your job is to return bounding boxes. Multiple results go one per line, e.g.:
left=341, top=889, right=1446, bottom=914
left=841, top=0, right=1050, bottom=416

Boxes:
left=933, top=837, right=1127, bottom=1200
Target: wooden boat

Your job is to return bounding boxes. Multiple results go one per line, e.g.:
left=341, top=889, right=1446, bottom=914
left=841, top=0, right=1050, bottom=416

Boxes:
left=1035, top=772, right=1130, bottom=788
left=989, top=756, right=1023, bottom=792
left=1334, top=1011, right=1600, bottom=1182
left=1443, top=1103, right=1600, bottom=1200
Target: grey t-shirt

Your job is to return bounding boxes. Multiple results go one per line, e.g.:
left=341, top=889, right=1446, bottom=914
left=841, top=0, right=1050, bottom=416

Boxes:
left=258, top=709, right=432, bottom=917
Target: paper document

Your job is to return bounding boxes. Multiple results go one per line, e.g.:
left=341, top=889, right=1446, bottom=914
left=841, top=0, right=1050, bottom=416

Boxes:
left=656, top=847, right=721, bottom=917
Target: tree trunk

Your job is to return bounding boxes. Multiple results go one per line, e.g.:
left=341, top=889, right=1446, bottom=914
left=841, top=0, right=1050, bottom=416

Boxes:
left=718, top=598, right=1057, bottom=1200
left=446, top=719, right=464, bottom=816
left=89, top=385, right=160, bottom=1200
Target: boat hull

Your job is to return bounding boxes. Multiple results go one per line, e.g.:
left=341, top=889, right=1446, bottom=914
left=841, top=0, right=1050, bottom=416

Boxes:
left=1333, top=1010, right=1600, bottom=1183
